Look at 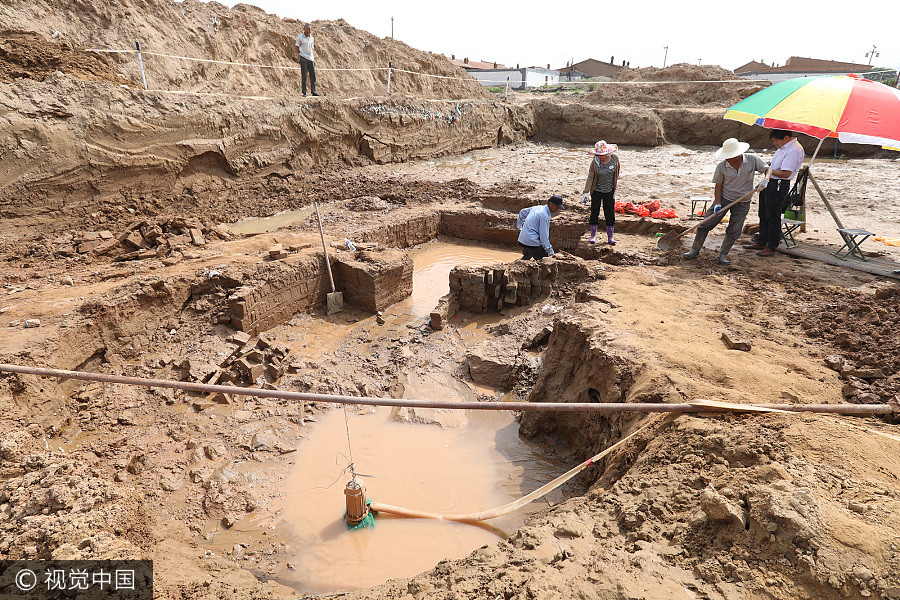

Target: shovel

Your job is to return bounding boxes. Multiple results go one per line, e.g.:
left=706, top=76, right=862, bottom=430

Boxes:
left=313, top=201, right=343, bottom=314
left=656, top=187, right=758, bottom=253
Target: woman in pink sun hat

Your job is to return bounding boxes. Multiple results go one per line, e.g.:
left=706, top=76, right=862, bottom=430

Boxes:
left=582, top=140, right=620, bottom=245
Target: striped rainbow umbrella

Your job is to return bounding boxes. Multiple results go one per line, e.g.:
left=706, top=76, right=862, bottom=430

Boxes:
left=725, top=75, right=900, bottom=150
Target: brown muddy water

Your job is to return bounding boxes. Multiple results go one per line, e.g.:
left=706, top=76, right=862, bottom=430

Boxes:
left=400, top=240, right=522, bottom=320
left=223, top=240, right=575, bottom=593
left=278, top=406, right=578, bottom=594
left=228, top=203, right=342, bottom=235
left=279, top=240, right=523, bottom=359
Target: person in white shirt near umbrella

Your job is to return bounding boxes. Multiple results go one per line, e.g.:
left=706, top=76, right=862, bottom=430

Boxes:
left=743, top=129, right=805, bottom=257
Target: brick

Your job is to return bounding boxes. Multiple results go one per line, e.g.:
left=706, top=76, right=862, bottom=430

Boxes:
left=721, top=331, right=752, bottom=352
left=123, top=231, right=147, bottom=249
left=189, top=229, right=206, bottom=245
left=228, top=331, right=252, bottom=346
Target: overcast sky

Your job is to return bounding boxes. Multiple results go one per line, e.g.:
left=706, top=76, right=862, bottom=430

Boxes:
left=233, top=0, right=898, bottom=73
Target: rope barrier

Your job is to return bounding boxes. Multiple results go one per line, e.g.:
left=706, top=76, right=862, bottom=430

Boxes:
left=85, top=47, right=770, bottom=87
left=88, top=48, right=390, bottom=73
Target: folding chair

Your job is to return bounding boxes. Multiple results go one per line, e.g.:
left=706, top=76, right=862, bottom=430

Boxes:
left=689, top=196, right=710, bottom=220
left=834, top=228, right=875, bottom=260
left=780, top=167, right=809, bottom=248
left=781, top=218, right=804, bottom=248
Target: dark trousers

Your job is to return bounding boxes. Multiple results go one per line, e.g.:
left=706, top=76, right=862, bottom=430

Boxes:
left=589, top=190, right=615, bottom=226
left=757, top=179, right=789, bottom=249
left=299, top=56, right=316, bottom=95
left=518, top=242, right=548, bottom=261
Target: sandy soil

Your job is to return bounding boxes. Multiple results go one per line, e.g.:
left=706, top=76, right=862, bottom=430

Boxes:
left=2, top=2, right=900, bottom=599
left=2, top=139, right=899, bottom=600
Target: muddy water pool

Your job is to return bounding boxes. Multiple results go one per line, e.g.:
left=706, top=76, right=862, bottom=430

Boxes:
left=279, top=240, right=523, bottom=358
left=278, top=406, right=578, bottom=594
left=228, top=203, right=343, bottom=235
left=268, top=240, right=574, bottom=593
left=399, top=240, right=523, bottom=320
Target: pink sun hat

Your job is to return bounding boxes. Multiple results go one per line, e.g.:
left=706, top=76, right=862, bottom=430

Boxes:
left=589, top=140, right=618, bottom=155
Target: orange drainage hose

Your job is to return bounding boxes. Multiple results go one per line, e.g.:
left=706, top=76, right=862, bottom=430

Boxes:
left=368, top=400, right=900, bottom=522
left=0, top=364, right=893, bottom=416
left=369, top=414, right=671, bottom=522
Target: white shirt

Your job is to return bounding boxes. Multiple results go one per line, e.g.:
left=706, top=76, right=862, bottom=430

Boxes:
left=770, top=139, right=804, bottom=180
left=295, top=33, right=314, bottom=61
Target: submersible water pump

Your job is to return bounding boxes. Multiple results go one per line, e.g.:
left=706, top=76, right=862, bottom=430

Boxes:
left=344, top=479, right=373, bottom=529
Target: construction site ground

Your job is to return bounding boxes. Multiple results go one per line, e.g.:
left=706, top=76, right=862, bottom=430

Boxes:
left=3, top=138, right=900, bottom=600
left=2, top=6, right=900, bottom=600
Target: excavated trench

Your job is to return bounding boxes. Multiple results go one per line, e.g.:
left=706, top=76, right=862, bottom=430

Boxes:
left=4, top=187, right=900, bottom=600
left=1, top=204, right=632, bottom=593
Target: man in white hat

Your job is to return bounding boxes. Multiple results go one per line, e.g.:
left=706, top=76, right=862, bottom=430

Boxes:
left=683, top=138, right=771, bottom=264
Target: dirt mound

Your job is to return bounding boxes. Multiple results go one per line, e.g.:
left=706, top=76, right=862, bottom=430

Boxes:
left=614, top=62, right=739, bottom=82
left=584, top=80, right=768, bottom=108
left=795, top=285, right=900, bottom=407
left=0, top=29, right=123, bottom=84
left=0, top=0, right=486, bottom=99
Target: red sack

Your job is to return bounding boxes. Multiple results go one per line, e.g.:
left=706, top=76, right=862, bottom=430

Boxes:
left=642, top=200, right=661, bottom=212
left=636, top=207, right=650, bottom=217
left=624, top=202, right=638, bottom=214
left=650, top=210, right=665, bottom=219
left=614, top=201, right=626, bottom=213
left=660, top=209, right=679, bottom=219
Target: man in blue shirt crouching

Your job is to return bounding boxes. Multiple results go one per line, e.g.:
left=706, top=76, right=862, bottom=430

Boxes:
left=517, top=195, right=564, bottom=261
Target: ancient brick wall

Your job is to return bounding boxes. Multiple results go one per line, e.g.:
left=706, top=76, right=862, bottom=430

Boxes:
left=439, top=209, right=586, bottom=250
left=355, top=214, right=440, bottom=248
left=431, top=255, right=592, bottom=329
left=228, top=256, right=330, bottom=336
left=332, top=249, right=413, bottom=313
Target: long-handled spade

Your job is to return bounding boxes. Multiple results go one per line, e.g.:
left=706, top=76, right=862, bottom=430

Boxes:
left=656, top=188, right=758, bottom=253
left=313, top=201, right=344, bottom=314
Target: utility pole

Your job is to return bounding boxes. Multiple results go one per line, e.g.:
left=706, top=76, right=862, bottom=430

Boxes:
left=697, top=58, right=702, bottom=66
left=865, top=44, right=879, bottom=66
left=391, top=17, right=394, bottom=39
left=663, top=46, right=668, bottom=68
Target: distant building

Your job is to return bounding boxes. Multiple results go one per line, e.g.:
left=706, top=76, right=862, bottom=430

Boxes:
left=735, top=56, right=880, bottom=82
left=450, top=55, right=559, bottom=89
left=557, top=57, right=626, bottom=81
left=449, top=57, right=506, bottom=70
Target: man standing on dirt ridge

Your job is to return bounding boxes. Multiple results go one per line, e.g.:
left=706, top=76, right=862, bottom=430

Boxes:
left=295, top=23, right=318, bottom=97
left=518, top=195, right=564, bottom=260
left=744, top=129, right=805, bottom=256
left=683, top=138, right=770, bottom=264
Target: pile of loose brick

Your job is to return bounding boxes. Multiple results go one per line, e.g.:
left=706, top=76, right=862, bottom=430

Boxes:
left=72, top=217, right=234, bottom=262
left=189, top=331, right=295, bottom=409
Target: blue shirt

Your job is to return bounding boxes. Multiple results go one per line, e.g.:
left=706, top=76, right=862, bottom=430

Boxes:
left=517, top=205, right=554, bottom=255
left=516, top=206, right=536, bottom=230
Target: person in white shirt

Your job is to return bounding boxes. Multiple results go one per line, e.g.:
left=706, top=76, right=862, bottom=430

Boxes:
left=744, top=129, right=804, bottom=256
left=295, top=24, right=318, bottom=96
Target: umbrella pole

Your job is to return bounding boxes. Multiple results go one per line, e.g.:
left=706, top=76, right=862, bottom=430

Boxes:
left=808, top=171, right=846, bottom=230
left=800, top=137, right=827, bottom=230
left=805, top=135, right=847, bottom=232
